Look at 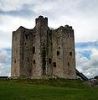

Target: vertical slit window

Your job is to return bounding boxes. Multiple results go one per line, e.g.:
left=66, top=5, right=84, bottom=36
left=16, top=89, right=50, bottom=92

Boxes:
left=33, top=47, right=35, bottom=54
left=70, top=52, right=72, bottom=56
left=68, top=62, right=70, bottom=66
left=33, top=60, right=35, bottom=64
left=14, top=59, right=16, bottom=63
left=57, top=51, right=60, bottom=56
left=49, top=58, right=52, bottom=64
left=53, top=62, right=56, bottom=67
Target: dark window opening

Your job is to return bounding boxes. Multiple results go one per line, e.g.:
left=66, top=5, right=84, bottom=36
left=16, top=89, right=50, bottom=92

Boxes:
left=33, top=60, right=35, bottom=64
left=25, top=34, right=29, bottom=39
left=14, top=59, right=16, bottom=63
left=25, top=42, right=26, bottom=45
left=57, top=51, right=60, bottom=56
left=33, top=47, right=35, bottom=54
left=70, top=52, right=72, bottom=56
left=53, top=62, right=56, bottom=67
left=49, top=58, right=52, bottom=64
left=68, top=62, right=70, bottom=66
left=33, top=34, right=35, bottom=37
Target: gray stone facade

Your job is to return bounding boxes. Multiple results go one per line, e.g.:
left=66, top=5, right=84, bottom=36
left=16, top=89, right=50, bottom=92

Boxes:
left=11, top=16, right=76, bottom=79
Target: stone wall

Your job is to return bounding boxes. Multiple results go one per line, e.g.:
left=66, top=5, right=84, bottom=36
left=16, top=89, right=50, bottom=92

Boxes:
left=11, top=26, right=23, bottom=78
left=11, top=16, right=76, bottom=79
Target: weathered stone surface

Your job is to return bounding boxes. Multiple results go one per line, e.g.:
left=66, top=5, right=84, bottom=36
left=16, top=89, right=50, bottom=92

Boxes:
left=11, top=16, right=76, bottom=79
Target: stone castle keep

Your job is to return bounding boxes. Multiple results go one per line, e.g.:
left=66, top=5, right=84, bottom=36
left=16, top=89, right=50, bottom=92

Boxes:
left=11, top=16, right=76, bottom=79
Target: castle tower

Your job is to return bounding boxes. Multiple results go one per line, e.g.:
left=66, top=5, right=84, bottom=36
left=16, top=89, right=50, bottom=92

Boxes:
left=11, top=16, right=76, bottom=79
left=11, top=26, right=24, bottom=78
left=32, top=16, right=49, bottom=78
left=11, top=26, right=33, bottom=78
left=52, top=25, right=76, bottom=79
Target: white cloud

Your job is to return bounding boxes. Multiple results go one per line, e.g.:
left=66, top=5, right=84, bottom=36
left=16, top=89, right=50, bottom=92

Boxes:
left=0, top=49, right=11, bottom=76
left=0, top=63, right=11, bottom=76
left=0, top=15, right=35, bottom=48
left=0, top=50, right=8, bottom=63
left=76, top=47, right=98, bottom=78
left=0, top=0, right=34, bottom=11
left=0, top=0, right=98, bottom=42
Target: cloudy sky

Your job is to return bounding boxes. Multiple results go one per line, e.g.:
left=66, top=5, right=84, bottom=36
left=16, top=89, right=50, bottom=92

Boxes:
left=0, top=0, right=98, bottom=78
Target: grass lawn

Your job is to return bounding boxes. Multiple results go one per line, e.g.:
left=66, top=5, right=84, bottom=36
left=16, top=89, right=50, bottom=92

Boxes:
left=0, top=79, right=98, bottom=100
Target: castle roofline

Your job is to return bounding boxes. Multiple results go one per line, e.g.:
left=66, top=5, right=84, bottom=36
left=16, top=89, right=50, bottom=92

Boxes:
left=16, top=26, right=33, bottom=32
left=58, top=25, right=73, bottom=30
left=37, top=15, right=48, bottom=19
left=52, top=25, right=74, bottom=32
left=15, top=26, right=25, bottom=31
left=35, top=15, right=48, bottom=25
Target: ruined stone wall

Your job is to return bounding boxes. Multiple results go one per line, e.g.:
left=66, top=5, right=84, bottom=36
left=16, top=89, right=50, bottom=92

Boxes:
left=11, top=27, right=23, bottom=78
left=31, top=27, right=42, bottom=79
left=20, top=29, right=33, bottom=78
left=11, top=16, right=76, bottom=79
left=11, top=27, right=33, bottom=78
left=62, top=25, right=76, bottom=79
left=47, top=29, right=53, bottom=76
left=52, top=27, right=65, bottom=78
left=52, top=25, right=76, bottom=79
left=34, top=16, right=49, bottom=78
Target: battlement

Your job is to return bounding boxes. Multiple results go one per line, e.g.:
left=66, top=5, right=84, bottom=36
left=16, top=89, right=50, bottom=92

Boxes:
left=54, top=25, right=74, bottom=35
left=59, top=25, right=73, bottom=30
left=35, top=16, right=48, bottom=26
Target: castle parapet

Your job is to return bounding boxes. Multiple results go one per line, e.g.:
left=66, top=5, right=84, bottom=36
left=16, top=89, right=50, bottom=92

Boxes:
left=65, top=25, right=74, bottom=32
left=35, top=16, right=48, bottom=27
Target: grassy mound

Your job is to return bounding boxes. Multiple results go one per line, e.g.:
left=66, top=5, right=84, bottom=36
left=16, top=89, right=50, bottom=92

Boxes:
left=0, top=79, right=98, bottom=100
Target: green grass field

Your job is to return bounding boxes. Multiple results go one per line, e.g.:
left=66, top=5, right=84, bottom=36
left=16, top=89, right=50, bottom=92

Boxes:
left=0, top=79, right=98, bottom=100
